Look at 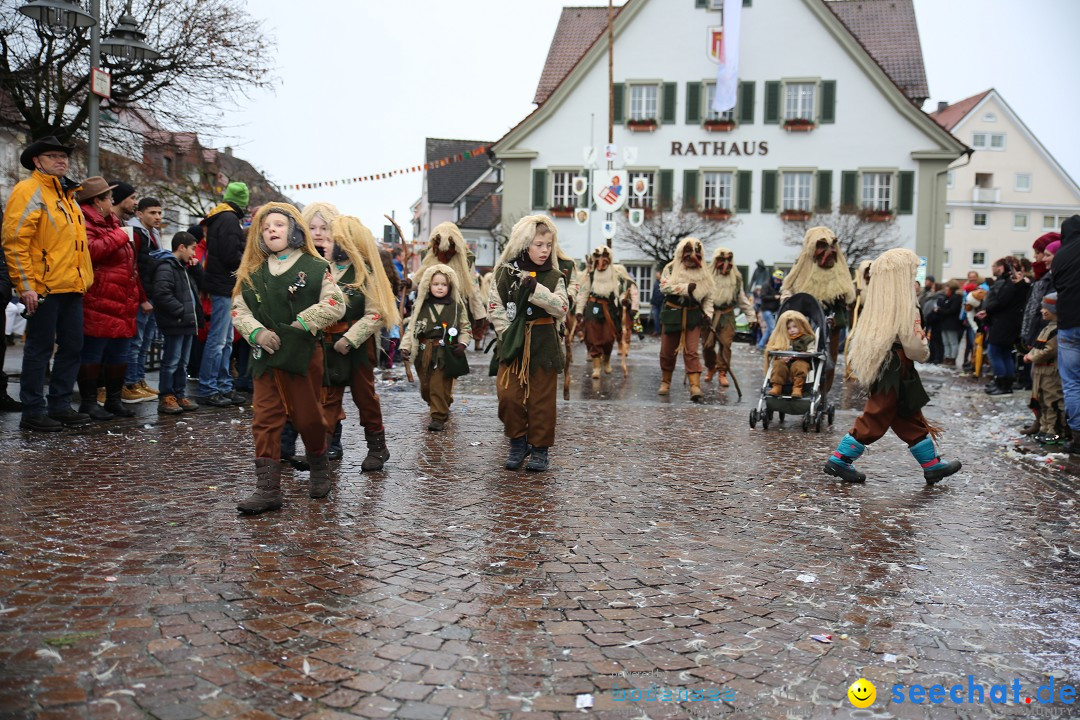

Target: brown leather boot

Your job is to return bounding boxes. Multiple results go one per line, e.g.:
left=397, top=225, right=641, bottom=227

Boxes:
left=158, top=394, right=183, bottom=415
left=307, top=446, right=333, bottom=498
left=718, top=370, right=730, bottom=388
left=688, top=372, right=704, bottom=402
left=602, top=355, right=612, bottom=374
left=704, top=367, right=716, bottom=382
left=658, top=370, right=673, bottom=396
left=791, top=378, right=805, bottom=399
left=237, top=459, right=283, bottom=514
left=768, top=383, right=783, bottom=397
left=362, top=430, right=390, bottom=472
left=591, top=357, right=602, bottom=379
left=1020, top=413, right=1041, bottom=435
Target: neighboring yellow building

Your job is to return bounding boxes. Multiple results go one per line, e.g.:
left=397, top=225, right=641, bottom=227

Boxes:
left=933, top=89, right=1080, bottom=279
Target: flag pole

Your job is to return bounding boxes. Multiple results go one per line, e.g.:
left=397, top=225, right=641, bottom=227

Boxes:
left=606, top=0, right=614, bottom=248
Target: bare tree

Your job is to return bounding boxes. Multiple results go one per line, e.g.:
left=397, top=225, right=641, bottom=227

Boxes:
left=782, top=209, right=902, bottom=267
left=0, top=0, right=273, bottom=141
left=618, top=199, right=741, bottom=267
left=489, top=211, right=527, bottom=257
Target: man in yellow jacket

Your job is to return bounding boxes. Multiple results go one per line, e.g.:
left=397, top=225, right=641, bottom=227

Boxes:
left=2, top=136, right=94, bottom=431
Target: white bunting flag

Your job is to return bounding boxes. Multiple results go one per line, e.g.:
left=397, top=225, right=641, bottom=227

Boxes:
left=712, top=0, right=742, bottom=113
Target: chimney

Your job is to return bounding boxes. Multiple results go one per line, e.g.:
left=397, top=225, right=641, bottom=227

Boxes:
left=937, top=101, right=948, bottom=113
left=223, top=146, right=233, bottom=157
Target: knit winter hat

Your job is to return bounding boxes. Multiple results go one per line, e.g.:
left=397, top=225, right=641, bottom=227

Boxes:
left=1045, top=240, right=1062, bottom=256
left=110, top=180, right=135, bottom=204
left=1033, top=232, right=1060, bottom=253
left=222, top=182, right=250, bottom=209
left=1043, top=292, right=1058, bottom=313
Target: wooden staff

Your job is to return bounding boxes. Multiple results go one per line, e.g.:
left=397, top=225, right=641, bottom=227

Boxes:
left=563, top=314, right=575, bottom=400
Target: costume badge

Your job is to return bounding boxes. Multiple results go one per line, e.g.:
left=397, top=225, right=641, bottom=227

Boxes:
left=507, top=302, right=517, bottom=321
left=593, top=306, right=600, bottom=315
left=527, top=306, right=534, bottom=316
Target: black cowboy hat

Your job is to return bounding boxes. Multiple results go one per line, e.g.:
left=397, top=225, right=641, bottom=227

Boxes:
left=20, top=136, right=75, bottom=171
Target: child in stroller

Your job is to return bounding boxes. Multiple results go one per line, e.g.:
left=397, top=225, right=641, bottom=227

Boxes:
left=766, top=310, right=816, bottom=398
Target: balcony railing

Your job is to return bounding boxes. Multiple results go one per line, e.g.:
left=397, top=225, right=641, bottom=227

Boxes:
left=972, top=187, right=1000, bottom=204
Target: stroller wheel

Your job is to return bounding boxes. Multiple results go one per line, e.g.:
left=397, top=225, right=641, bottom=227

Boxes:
left=778, top=412, right=786, bottom=423
left=749, top=409, right=758, bottom=428
left=802, top=412, right=811, bottom=433
left=815, top=414, right=824, bottom=433
left=762, top=411, right=771, bottom=430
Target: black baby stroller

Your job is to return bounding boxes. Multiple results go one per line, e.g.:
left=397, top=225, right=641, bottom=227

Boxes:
left=749, top=292, right=836, bottom=432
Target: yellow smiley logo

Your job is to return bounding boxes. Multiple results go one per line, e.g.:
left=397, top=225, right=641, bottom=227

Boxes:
left=848, top=678, right=876, bottom=708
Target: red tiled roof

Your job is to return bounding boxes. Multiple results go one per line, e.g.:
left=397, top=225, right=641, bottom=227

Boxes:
left=534, top=5, right=624, bottom=105
left=929, top=90, right=992, bottom=131
left=532, top=0, right=929, bottom=109
left=826, top=0, right=930, bottom=103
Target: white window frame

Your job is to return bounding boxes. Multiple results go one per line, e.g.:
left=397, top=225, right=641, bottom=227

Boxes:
left=1043, top=214, right=1067, bottom=230
left=944, top=211, right=953, bottom=228
left=989, top=133, right=1006, bottom=150
left=861, top=172, right=893, bottom=212
left=783, top=82, right=816, bottom=122
left=946, top=170, right=955, bottom=189
left=781, top=171, right=813, bottom=212
left=1015, top=173, right=1032, bottom=192
left=626, top=170, right=657, bottom=209
left=943, top=249, right=951, bottom=266
left=702, top=170, right=735, bottom=211
left=983, top=112, right=996, bottom=122
left=972, top=251, right=987, bottom=267
left=1013, top=213, right=1029, bottom=231
left=623, top=264, right=654, bottom=306
left=973, top=211, right=989, bottom=229
left=629, top=83, right=659, bottom=122
left=550, top=170, right=576, bottom=209
left=704, top=83, right=735, bottom=122
left=971, top=133, right=986, bottom=149
left=973, top=132, right=1005, bottom=150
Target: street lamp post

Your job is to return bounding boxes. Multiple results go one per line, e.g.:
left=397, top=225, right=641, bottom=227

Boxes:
left=18, top=0, right=160, bottom=176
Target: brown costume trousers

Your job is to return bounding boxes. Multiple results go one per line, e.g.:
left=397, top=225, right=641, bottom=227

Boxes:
left=583, top=299, right=617, bottom=358
left=1033, top=364, right=1065, bottom=434
left=769, top=358, right=810, bottom=385
left=320, top=337, right=384, bottom=435
left=497, top=364, right=557, bottom=447
left=416, top=344, right=455, bottom=422
left=850, top=388, right=931, bottom=446
left=660, top=326, right=703, bottom=373
left=702, top=313, right=735, bottom=373
left=253, top=345, right=329, bottom=460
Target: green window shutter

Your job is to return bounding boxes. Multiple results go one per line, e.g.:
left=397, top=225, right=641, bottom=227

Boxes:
left=820, top=80, right=836, bottom=124
left=736, top=170, right=752, bottom=213
left=659, top=169, right=674, bottom=209
left=761, top=170, right=777, bottom=213
left=532, top=169, right=548, bottom=210
left=662, top=82, right=677, bottom=124
left=764, top=81, right=781, bottom=124
left=897, top=170, right=915, bottom=214
left=743, top=0, right=752, bottom=6
left=738, top=81, right=755, bottom=124
left=613, top=83, right=625, bottom=125
left=686, top=82, right=702, bottom=124
left=695, top=0, right=707, bottom=7
left=815, top=170, right=832, bottom=213
left=683, top=170, right=699, bottom=210
left=840, top=170, right=858, bottom=213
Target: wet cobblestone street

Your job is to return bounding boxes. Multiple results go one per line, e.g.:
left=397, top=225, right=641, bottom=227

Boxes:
left=0, top=339, right=1077, bottom=719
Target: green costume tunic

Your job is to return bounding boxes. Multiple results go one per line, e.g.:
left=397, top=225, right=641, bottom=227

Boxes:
left=870, top=343, right=930, bottom=417
left=323, top=264, right=370, bottom=386
left=494, top=263, right=564, bottom=373
left=660, top=293, right=705, bottom=334
left=413, top=300, right=470, bottom=378
left=240, top=254, right=328, bottom=378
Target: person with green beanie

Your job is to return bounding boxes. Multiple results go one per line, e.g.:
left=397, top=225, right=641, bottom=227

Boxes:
left=197, top=182, right=250, bottom=407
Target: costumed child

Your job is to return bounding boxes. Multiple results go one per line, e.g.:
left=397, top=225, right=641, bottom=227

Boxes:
left=231, top=203, right=345, bottom=513
left=400, top=264, right=471, bottom=431
left=823, top=248, right=961, bottom=484
left=489, top=215, right=569, bottom=471
left=703, top=247, right=756, bottom=387
left=763, top=310, right=815, bottom=398
left=319, top=214, right=401, bottom=469
left=576, top=246, right=626, bottom=379
left=417, top=222, right=489, bottom=345
left=615, top=263, right=642, bottom=366
left=1022, top=292, right=1064, bottom=445
left=658, top=237, right=714, bottom=401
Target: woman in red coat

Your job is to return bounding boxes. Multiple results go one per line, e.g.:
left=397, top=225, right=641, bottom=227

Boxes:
left=76, top=177, right=140, bottom=420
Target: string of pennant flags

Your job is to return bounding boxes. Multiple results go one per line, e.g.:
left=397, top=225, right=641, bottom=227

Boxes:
left=280, top=145, right=490, bottom=191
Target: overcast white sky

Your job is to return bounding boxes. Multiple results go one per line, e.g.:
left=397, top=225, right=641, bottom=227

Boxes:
left=211, top=0, right=1080, bottom=241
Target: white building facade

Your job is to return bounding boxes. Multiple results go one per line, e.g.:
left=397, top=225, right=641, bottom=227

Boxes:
left=933, top=90, right=1080, bottom=278
left=493, top=0, right=965, bottom=289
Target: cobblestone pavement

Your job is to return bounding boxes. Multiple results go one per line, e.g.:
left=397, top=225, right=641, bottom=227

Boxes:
left=0, top=338, right=1077, bottom=720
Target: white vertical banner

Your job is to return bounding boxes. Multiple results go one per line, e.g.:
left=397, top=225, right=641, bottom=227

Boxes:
left=712, top=0, right=742, bottom=113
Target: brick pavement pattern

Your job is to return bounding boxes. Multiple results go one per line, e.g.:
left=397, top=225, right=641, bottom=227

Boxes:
left=0, top=340, right=1076, bottom=719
